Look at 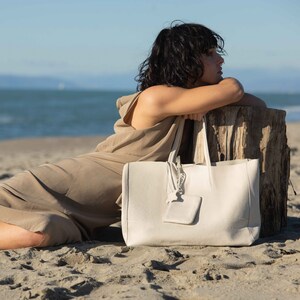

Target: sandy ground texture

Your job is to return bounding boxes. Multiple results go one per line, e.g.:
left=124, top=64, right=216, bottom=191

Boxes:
left=0, top=125, right=299, bottom=300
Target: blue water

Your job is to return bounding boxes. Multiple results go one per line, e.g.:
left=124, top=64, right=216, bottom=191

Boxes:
left=0, top=89, right=299, bottom=140
left=0, top=90, right=129, bottom=140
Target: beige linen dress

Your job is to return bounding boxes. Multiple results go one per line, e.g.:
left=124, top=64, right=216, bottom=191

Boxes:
left=0, top=92, right=182, bottom=246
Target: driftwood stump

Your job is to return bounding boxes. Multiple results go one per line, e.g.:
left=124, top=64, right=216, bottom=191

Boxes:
left=192, top=106, right=290, bottom=237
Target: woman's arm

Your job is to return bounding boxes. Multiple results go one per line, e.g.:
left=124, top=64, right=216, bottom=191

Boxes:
left=143, top=77, right=244, bottom=116
left=131, top=77, right=244, bottom=129
left=183, top=92, right=267, bottom=121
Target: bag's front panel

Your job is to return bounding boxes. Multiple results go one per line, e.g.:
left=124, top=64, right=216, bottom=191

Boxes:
left=122, top=159, right=260, bottom=246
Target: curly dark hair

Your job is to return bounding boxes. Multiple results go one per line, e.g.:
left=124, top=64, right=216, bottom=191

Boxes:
left=136, top=21, right=225, bottom=91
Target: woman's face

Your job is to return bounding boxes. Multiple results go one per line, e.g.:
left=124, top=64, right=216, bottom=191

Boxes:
left=199, top=48, right=224, bottom=85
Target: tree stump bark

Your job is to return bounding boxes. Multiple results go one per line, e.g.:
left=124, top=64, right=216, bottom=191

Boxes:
left=192, top=106, right=290, bottom=237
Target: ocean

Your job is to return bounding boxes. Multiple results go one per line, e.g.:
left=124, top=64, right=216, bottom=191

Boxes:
left=0, top=89, right=299, bottom=140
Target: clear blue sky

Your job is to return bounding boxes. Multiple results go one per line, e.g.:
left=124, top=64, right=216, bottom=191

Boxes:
left=0, top=0, right=299, bottom=77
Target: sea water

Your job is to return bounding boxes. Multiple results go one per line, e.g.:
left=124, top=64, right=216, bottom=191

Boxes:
left=0, top=90, right=125, bottom=140
left=0, top=89, right=299, bottom=140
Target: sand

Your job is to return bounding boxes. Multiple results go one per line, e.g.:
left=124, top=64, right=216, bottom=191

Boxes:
left=0, top=125, right=299, bottom=300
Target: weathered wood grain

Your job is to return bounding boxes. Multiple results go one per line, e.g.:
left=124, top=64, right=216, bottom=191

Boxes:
left=192, top=106, right=290, bottom=237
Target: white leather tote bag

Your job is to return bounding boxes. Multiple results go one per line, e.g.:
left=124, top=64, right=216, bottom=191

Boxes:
left=121, top=118, right=261, bottom=246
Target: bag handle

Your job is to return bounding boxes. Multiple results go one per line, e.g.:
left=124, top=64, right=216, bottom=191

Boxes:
left=202, top=117, right=212, bottom=167
left=168, top=116, right=215, bottom=190
left=168, top=117, right=212, bottom=167
left=168, top=117, right=185, bottom=163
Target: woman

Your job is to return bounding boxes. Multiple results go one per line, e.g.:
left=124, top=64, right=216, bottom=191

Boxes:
left=0, top=22, right=266, bottom=249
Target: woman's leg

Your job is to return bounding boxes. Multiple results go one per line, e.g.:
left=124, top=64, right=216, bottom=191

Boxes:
left=0, top=220, right=49, bottom=249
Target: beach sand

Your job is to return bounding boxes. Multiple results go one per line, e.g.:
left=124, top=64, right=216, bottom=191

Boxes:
left=0, top=124, right=299, bottom=300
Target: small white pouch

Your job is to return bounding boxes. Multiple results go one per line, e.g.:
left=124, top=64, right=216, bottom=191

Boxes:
left=163, top=194, right=202, bottom=225
left=163, top=160, right=202, bottom=225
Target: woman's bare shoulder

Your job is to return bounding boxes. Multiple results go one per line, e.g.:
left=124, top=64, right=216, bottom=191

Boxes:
left=138, top=85, right=184, bottom=108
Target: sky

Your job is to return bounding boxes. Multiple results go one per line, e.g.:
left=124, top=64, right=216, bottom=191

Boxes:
left=0, top=0, right=300, bottom=81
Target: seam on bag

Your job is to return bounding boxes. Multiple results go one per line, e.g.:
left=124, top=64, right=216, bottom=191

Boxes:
left=245, top=161, right=255, bottom=243
left=124, top=164, right=129, bottom=243
left=127, top=165, right=130, bottom=243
